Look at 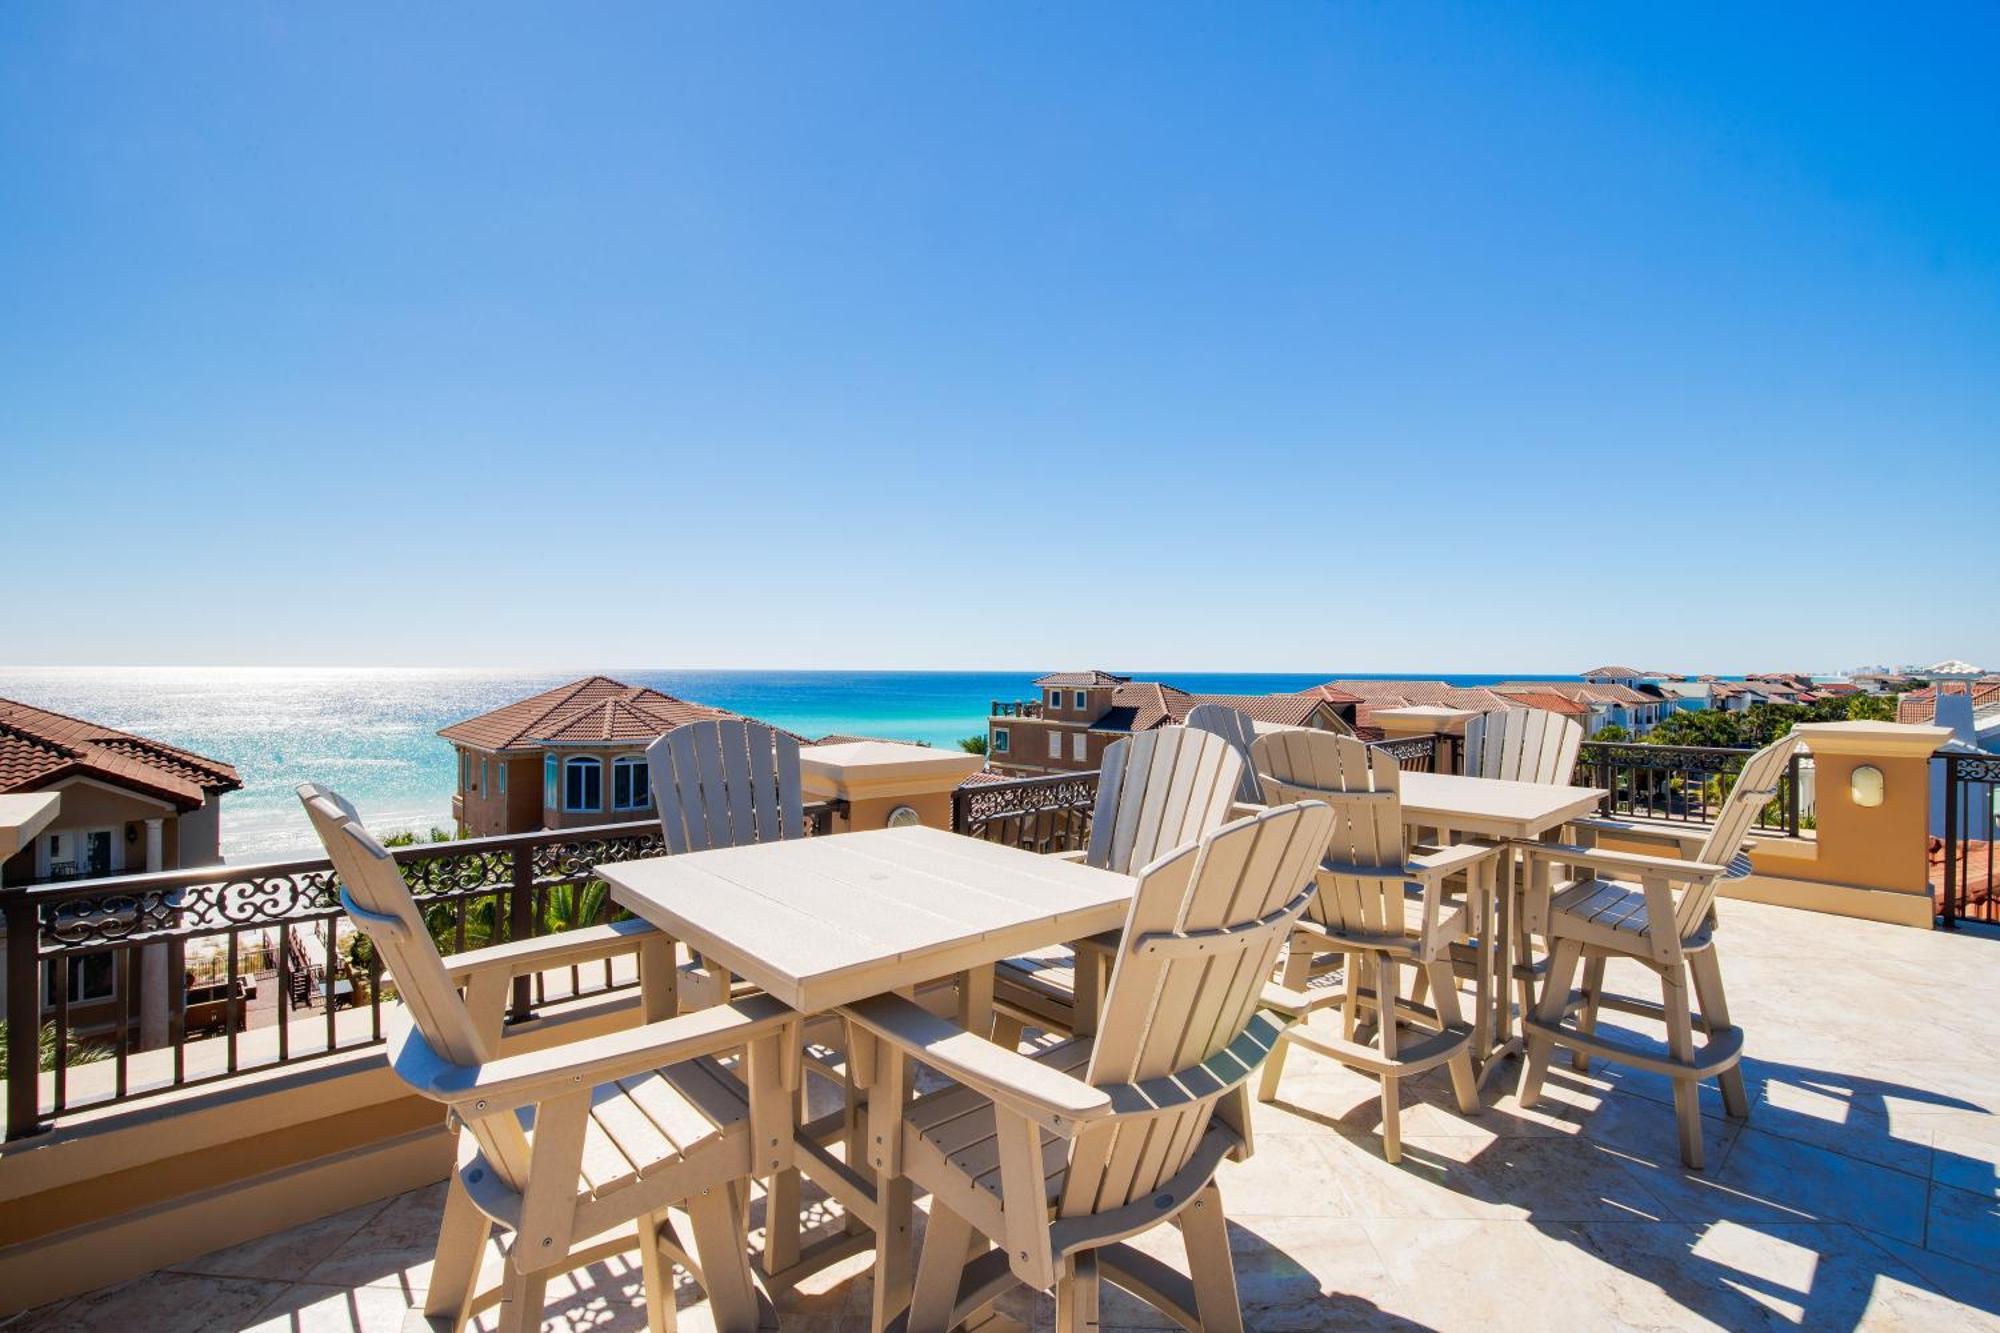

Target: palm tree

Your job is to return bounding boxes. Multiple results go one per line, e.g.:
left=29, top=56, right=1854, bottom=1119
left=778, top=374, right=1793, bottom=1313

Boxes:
left=539, top=879, right=612, bottom=934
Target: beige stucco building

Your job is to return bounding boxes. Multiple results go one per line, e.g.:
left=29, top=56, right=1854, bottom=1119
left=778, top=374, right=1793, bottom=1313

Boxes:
left=985, top=670, right=1358, bottom=777
left=0, top=696, right=241, bottom=1048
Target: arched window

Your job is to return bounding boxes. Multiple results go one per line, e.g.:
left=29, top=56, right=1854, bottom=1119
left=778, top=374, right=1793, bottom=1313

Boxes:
left=563, top=756, right=602, bottom=812
left=613, top=755, right=650, bottom=811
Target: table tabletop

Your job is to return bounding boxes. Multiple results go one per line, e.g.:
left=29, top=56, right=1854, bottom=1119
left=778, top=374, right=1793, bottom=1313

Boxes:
left=1398, top=770, right=1606, bottom=841
left=598, top=824, right=1136, bottom=1013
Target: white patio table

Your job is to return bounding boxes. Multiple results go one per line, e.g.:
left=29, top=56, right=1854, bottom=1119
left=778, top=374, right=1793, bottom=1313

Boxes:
left=1395, top=771, right=1607, bottom=1082
left=597, top=824, right=1136, bottom=1330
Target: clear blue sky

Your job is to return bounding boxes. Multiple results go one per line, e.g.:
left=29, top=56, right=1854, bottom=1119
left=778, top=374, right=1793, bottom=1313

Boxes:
left=4, top=4, right=1995, bottom=674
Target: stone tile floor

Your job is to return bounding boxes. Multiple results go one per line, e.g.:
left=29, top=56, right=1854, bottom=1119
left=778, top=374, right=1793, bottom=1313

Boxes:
left=13, top=898, right=2000, bottom=1331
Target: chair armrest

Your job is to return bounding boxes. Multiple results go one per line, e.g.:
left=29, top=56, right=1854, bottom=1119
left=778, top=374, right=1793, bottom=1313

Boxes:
left=1050, top=849, right=1088, bottom=864
left=1568, top=816, right=1710, bottom=857
left=1230, top=801, right=1269, bottom=820
left=1520, top=842, right=1730, bottom=884
left=840, top=992, right=1112, bottom=1134
left=395, top=993, right=795, bottom=1115
left=442, top=917, right=660, bottom=984
left=1406, top=842, right=1500, bottom=881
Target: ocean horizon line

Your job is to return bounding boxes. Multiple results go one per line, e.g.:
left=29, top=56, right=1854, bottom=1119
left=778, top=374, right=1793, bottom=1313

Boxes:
left=0, top=665, right=1762, bottom=860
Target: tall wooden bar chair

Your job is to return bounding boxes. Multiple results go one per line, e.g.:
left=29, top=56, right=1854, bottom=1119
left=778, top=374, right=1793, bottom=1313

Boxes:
left=299, top=783, right=793, bottom=1332
left=846, top=801, right=1333, bottom=1332
left=990, top=726, right=1243, bottom=1044
left=1453, top=705, right=1588, bottom=1017
left=646, top=719, right=840, bottom=1283
left=1514, top=735, right=1797, bottom=1169
left=1249, top=731, right=1501, bottom=1162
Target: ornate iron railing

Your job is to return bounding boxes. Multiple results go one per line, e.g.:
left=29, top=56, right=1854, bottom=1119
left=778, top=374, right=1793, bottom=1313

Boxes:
left=1937, top=751, right=2000, bottom=929
left=953, top=736, right=1453, bottom=854
left=2, top=805, right=836, bottom=1139
left=952, top=771, right=1099, bottom=854
left=1371, top=733, right=1458, bottom=774
left=1573, top=742, right=1806, bottom=835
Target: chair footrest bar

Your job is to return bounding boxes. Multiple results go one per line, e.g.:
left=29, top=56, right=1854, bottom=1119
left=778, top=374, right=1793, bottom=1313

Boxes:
left=1524, top=1014, right=1744, bottom=1078
left=1281, top=1023, right=1471, bottom=1077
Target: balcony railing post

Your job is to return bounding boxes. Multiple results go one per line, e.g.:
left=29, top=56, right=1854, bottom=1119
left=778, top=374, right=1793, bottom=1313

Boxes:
left=507, top=846, right=534, bottom=1023
left=5, top=887, right=45, bottom=1139
left=1941, top=754, right=1959, bottom=930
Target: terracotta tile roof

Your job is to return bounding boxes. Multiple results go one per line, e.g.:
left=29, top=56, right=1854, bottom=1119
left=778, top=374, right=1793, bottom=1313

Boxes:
left=1180, top=693, right=1332, bottom=728
left=1033, top=670, right=1131, bottom=688
left=0, top=697, right=242, bottom=811
left=1492, top=681, right=1654, bottom=706
left=1488, top=689, right=1590, bottom=718
left=1899, top=683, right=2000, bottom=725
left=438, top=676, right=785, bottom=751
left=1310, top=680, right=1520, bottom=723
left=1582, top=665, right=1645, bottom=678
left=1295, top=684, right=1364, bottom=706
left=1092, top=682, right=1193, bottom=733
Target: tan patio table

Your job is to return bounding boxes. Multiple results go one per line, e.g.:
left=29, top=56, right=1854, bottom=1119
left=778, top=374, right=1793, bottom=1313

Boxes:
left=597, top=823, right=1136, bottom=1331
left=1396, top=771, right=1607, bottom=1082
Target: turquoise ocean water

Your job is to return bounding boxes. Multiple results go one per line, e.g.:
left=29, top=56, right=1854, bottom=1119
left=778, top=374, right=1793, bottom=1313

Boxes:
left=0, top=668, right=1566, bottom=860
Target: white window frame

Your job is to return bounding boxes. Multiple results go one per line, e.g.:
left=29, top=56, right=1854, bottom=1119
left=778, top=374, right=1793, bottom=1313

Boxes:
left=612, top=755, right=651, bottom=811
left=992, top=728, right=1010, bottom=754
left=1072, top=732, right=1087, bottom=762
left=1047, top=689, right=1062, bottom=711
left=564, top=756, right=603, bottom=813
left=1074, top=690, right=1087, bottom=710
left=38, top=827, right=121, bottom=880
left=1048, top=731, right=1062, bottom=759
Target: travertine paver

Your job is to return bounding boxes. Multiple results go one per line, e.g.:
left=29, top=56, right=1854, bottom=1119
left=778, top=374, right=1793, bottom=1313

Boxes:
left=17, top=897, right=2000, bottom=1331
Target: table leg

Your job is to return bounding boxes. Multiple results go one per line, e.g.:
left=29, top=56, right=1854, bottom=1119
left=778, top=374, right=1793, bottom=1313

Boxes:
left=1472, top=855, right=1496, bottom=1074
left=1495, top=846, right=1515, bottom=1048
left=639, top=931, right=678, bottom=1021
left=1472, top=845, right=1526, bottom=1089
left=957, top=963, right=995, bottom=1038
left=865, top=1042, right=913, bottom=1332
left=747, top=1025, right=803, bottom=1278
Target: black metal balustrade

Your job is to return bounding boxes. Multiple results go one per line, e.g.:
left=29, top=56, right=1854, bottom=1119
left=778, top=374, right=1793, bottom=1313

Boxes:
left=989, top=700, right=1043, bottom=718
left=1574, top=741, right=1807, bottom=836
left=949, top=735, right=1456, bottom=855
left=952, top=771, right=1099, bottom=853
left=1938, top=751, right=2000, bottom=928
left=1372, top=733, right=1459, bottom=774
left=2, top=805, right=835, bottom=1139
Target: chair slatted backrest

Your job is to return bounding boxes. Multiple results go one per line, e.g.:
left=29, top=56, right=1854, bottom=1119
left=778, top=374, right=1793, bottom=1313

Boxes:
left=297, top=784, right=534, bottom=1190
left=1463, top=707, right=1584, bottom=785
left=648, top=720, right=803, bottom=854
left=1250, top=730, right=1408, bottom=943
left=1086, top=727, right=1245, bottom=876
left=1183, top=704, right=1265, bottom=806
left=1678, top=735, right=1798, bottom=939
left=1059, top=800, right=1331, bottom=1217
